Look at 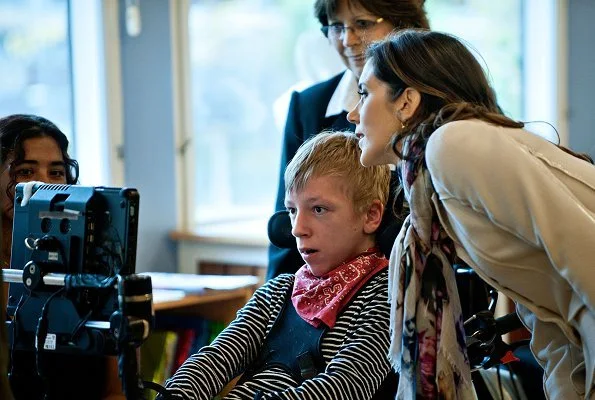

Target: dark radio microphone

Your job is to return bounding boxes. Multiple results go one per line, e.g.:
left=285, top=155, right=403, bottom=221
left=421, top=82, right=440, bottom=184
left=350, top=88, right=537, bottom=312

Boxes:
left=495, top=311, right=524, bottom=335
left=465, top=310, right=526, bottom=370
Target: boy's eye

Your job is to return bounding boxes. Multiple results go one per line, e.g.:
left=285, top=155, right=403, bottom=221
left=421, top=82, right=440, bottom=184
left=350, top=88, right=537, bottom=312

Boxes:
left=313, top=206, right=326, bottom=215
left=286, top=207, right=296, bottom=216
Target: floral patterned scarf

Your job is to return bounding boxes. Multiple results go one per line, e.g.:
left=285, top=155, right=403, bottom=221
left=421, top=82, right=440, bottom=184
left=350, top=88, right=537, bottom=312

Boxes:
left=388, top=137, right=476, bottom=399
left=292, top=248, right=388, bottom=328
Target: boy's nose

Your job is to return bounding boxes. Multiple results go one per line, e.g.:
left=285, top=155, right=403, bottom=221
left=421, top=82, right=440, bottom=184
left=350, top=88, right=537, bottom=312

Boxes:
left=291, top=212, right=310, bottom=238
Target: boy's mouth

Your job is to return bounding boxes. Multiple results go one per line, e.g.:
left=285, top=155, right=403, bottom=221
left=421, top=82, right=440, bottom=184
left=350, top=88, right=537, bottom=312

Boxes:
left=299, top=248, right=318, bottom=255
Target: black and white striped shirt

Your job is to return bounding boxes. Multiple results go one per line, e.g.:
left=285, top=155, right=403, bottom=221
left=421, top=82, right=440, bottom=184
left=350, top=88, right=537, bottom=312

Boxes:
left=164, top=271, right=391, bottom=399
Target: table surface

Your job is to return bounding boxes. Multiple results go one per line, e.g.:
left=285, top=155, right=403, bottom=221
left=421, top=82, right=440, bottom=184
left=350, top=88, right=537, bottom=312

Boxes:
left=152, top=285, right=256, bottom=324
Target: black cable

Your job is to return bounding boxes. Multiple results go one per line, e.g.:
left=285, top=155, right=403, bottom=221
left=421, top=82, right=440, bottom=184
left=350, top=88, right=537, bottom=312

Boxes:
left=496, top=365, right=504, bottom=399
left=95, top=248, right=117, bottom=276
left=69, top=275, right=117, bottom=341
left=97, top=222, right=125, bottom=275
left=69, top=309, right=93, bottom=341
left=9, top=293, right=30, bottom=378
left=34, top=288, right=65, bottom=398
left=143, top=380, right=176, bottom=400
left=506, top=363, right=522, bottom=400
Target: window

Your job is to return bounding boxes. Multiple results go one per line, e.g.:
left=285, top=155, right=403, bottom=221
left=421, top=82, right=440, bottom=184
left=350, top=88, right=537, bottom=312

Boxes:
left=0, top=0, right=73, bottom=142
left=0, top=0, right=118, bottom=186
left=185, top=0, right=559, bottom=238
left=426, top=0, right=523, bottom=119
left=187, top=0, right=342, bottom=236
left=426, top=0, right=562, bottom=142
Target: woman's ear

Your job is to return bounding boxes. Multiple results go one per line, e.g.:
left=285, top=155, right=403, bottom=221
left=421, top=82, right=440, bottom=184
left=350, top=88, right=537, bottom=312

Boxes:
left=396, top=87, right=422, bottom=122
left=363, top=200, right=384, bottom=234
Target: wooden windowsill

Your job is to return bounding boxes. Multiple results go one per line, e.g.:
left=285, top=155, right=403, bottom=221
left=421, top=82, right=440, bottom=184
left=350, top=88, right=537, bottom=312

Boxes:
left=170, top=229, right=269, bottom=247
left=170, top=217, right=270, bottom=247
left=169, top=226, right=270, bottom=274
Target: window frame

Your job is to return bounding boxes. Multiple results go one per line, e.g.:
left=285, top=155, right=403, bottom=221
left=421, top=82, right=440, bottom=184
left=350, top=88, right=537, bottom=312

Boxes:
left=70, top=0, right=124, bottom=187
left=522, top=0, right=568, bottom=145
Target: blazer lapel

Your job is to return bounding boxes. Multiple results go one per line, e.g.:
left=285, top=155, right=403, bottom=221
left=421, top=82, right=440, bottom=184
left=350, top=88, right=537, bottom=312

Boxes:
left=325, top=111, right=355, bottom=133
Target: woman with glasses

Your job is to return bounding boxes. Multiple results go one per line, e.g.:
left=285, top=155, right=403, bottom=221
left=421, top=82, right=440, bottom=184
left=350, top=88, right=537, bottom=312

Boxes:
left=267, top=0, right=429, bottom=281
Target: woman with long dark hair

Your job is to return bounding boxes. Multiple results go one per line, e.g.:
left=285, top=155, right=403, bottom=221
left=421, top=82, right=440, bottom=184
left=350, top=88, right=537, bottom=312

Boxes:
left=348, top=30, right=595, bottom=399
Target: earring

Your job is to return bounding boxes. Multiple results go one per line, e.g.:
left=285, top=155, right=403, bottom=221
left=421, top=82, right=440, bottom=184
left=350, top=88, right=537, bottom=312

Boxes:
left=397, top=112, right=407, bottom=131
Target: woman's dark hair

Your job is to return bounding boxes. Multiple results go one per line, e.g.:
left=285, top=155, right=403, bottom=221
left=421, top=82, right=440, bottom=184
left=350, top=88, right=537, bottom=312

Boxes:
left=367, top=30, right=594, bottom=163
left=366, top=29, right=593, bottom=164
left=367, top=29, right=592, bottom=216
left=314, top=0, right=429, bottom=30
left=368, top=29, right=512, bottom=152
left=0, top=114, right=79, bottom=200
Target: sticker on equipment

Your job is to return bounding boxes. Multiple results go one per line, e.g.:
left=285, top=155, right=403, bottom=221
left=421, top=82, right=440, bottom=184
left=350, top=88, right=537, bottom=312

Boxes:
left=43, top=333, right=56, bottom=350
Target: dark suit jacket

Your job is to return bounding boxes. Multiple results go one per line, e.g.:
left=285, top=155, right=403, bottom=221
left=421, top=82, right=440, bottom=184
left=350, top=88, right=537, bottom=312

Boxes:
left=267, top=72, right=355, bottom=280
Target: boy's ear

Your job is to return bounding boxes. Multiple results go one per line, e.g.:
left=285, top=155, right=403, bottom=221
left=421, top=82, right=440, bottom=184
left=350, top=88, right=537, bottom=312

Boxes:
left=363, top=200, right=384, bottom=234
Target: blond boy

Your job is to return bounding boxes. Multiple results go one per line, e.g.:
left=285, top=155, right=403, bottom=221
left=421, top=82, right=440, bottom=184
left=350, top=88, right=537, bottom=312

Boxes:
left=164, top=131, right=394, bottom=400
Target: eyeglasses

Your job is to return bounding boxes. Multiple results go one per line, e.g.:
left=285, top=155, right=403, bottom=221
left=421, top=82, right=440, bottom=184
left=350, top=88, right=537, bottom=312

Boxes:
left=321, top=17, right=385, bottom=41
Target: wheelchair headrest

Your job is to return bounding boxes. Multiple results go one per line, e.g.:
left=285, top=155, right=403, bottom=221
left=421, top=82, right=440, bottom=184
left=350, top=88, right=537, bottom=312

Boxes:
left=268, top=210, right=295, bottom=249
left=267, top=209, right=404, bottom=259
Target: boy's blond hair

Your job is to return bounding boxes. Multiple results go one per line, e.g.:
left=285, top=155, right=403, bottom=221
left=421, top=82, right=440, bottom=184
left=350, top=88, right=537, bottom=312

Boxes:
left=285, top=130, right=391, bottom=213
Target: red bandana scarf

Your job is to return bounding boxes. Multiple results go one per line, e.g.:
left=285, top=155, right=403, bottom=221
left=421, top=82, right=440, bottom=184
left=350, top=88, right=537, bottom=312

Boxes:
left=291, top=248, right=388, bottom=328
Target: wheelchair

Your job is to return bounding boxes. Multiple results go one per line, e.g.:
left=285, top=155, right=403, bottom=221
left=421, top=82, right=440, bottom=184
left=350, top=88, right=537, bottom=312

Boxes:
left=267, top=207, right=545, bottom=399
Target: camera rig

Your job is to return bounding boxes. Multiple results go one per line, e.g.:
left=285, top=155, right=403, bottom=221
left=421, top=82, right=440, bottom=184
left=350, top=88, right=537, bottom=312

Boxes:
left=2, top=183, right=159, bottom=399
